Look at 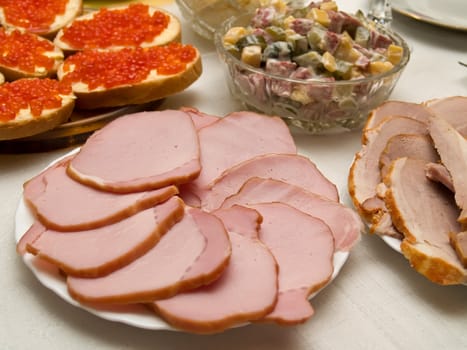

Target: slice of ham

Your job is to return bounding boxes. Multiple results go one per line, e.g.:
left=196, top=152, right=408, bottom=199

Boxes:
left=19, top=196, right=185, bottom=278
left=67, top=207, right=231, bottom=304
left=425, top=96, right=467, bottom=137
left=23, top=157, right=178, bottom=231
left=348, top=116, right=428, bottom=225
left=363, top=100, right=433, bottom=134
left=180, top=111, right=297, bottom=202
left=152, top=206, right=279, bottom=334
left=449, top=231, right=467, bottom=268
left=180, top=107, right=219, bottom=130
left=379, top=134, right=439, bottom=179
left=67, top=110, right=201, bottom=193
left=429, top=116, right=467, bottom=224
left=425, top=162, right=454, bottom=192
left=384, top=157, right=466, bottom=285
left=221, top=177, right=361, bottom=251
left=247, top=202, right=334, bottom=324
left=201, top=153, right=339, bottom=211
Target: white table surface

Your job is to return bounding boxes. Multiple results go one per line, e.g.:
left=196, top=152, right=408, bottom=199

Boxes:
left=1, top=1, right=466, bottom=349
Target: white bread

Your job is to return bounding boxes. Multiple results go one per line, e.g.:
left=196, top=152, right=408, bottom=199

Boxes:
left=0, top=79, right=75, bottom=140
left=0, top=28, right=64, bottom=81
left=57, top=44, right=202, bottom=109
left=54, top=4, right=181, bottom=53
left=0, top=0, right=83, bottom=38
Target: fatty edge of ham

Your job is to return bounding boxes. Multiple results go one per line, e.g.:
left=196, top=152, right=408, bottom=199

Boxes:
left=21, top=196, right=185, bottom=278
left=67, top=207, right=231, bottom=304
left=221, top=177, right=361, bottom=251
left=23, top=158, right=178, bottom=231
left=152, top=206, right=278, bottom=334
left=67, top=110, right=201, bottom=193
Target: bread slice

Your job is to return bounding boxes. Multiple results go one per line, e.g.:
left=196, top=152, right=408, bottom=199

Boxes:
left=54, top=4, right=181, bottom=53
left=0, top=0, right=83, bottom=38
left=57, top=43, right=202, bottom=109
left=0, top=28, right=64, bottom=80
left=0, top=78, right=75, bottom=140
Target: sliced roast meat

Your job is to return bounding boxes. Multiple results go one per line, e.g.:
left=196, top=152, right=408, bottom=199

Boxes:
left=22, top=196, right=185, bottom=278
left=180, top=107, right=219, bottom=130
left=425, top=162, right=454, bottom=192
left=202, top=153, right=339, bottom=211
left=449, top=231, right=467, bottom=268
left=429, top=116, right=467, bottom=224
left=221, top=177, right=361, bottom=251
left=181, top=111, right=297, bottom=202
left=384, top=157, right=466, bottom=285
left=379, top=134, right=439, bottom=179
left=348, top=116, right=428, bottom=226
left=67, top=110, right=201, bottom=193
left=67, top=207, right=231, bottom=304
left=425, top=96, right=467, bottom=137
left=247, top=202, right=334, bottom=324
left=152, top=206, right=278, bottom=334
left=24, top=158, right=178, bottom=231
left=363, top=100, right=432, bottom=134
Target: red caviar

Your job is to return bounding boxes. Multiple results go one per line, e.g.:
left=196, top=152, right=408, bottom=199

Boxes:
left=61, top=4, right=170, bottom=49
left=0, top=0, right=68, bottom=32
left=0, top=79, right=72, bottom=122
left=0, top=28, right=57, bottom=73
left=61, top=43, right=197, bottom=90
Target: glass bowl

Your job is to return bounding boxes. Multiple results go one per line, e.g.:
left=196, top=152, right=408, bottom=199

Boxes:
left=214, top=13, right=410, bottom=134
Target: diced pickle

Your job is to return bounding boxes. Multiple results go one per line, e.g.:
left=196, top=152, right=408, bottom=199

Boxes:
left=236, top=34, right=267, bottom=51
left=293, top=51, right=323, bottom=70
left=266, top=26, right=287, bottom=41
left=354, top=26, right=370, bottom=47
left=333, top=59, right=353, bottom=79
left=307, top=25, right=326, bottom=51
left=263, top=41, right=293, bottom=60
left=286, top=33, right=308, bottom=55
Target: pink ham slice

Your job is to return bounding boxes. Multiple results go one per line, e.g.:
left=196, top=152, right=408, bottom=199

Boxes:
left=67, top=110, right=201, bottom=193
left=425, top=96, right=467, bottom=137
left=384, top=157, right=466, bottom=285
left=201, top=153, right=339, bottom=211
left=248, top=202, right=334, bottom=325
left=19, top=196, right=185, bottom=278
left=180, top=107, right=219, bottom=130
left=221, top=177, right=361, bottom=251
left=180, top=111, right=297, bottom=204
left=152, top=206, right=278, bottom=334
left=67, top=207, right=231, bottom=304
left=23, top=157, right=178, bottom=231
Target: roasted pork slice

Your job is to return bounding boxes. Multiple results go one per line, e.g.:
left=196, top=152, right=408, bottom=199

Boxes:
left=247, top=202, right=334, bottom=325
left=202, top=153, right=339, bottom=211
left=384, top=157, right=466, bottom=285
left=425, top=96, right=467, bottom=137
left=18, top=197, right=184, bottom=278
left=67, top=207, right=231, bottom=304
left=348, top=116, right=428, bottom=225
left=23, top=157, right=178, bottom=231
left=429, top=116, right=467, bottom=224
left=449, top=231, right=467, bottom=268
left=425, top=162, right=454, bottom=192
left=363, top=100, right=433, bottom=135
left=67, top=110, right=201, bottom=193
left=152, top=206, right=278, bottom=334
left=221, top=177, right=361, bottom=251
left=379, top=134, right=439, bottom=179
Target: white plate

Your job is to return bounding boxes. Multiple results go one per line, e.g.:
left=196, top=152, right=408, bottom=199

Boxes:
left=15, top=149, right=350, bottom=331
left=392, top=0, right=467, bottom=31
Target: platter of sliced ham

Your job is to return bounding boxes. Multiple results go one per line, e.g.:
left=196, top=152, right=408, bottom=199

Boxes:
left=15, top=108, right=362, bottom=333
left=348, top=96, right=467, bottom=286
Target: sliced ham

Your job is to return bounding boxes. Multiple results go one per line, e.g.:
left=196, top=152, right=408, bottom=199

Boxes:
left=379, top=134, right=439, bottom=179
left=247, top=202, right=334, bottom=324
left=152, top=206, right=278, bottom=334
left=449, top=231, right=467, bottom=268
left=180, top=107, right=219, bottom=130
left=67, top=207, right=231, bottom=304
left=23, top=158, right=178, bottom=231
left=429, top=116, right=467, bottom=224
left=425, top=162, right=454, bottom=192
left=21, top=196, right=185, bottom=278
left=425, top=96, right=467, bottom=137
left=363, top=100, right=433, bottom=134
left=67, top=110, right=201, bottom=193
left=202, top=153, right=339, bottom=211
left=180, top=111, right=297, bottom=202
left=348, top=116, right=428, bottom=228
left=384, top=157, right=466, bottom=285
left=221, top=177, right=361, bottom=251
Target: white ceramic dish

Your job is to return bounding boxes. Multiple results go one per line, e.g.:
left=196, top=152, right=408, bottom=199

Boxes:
left=392, top=0, right=467, bottom=31
left=14, top=149, right=350, bottom=331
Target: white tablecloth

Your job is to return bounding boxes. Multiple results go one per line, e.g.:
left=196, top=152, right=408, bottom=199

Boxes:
left=1, top=1, right=466, bottom=349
